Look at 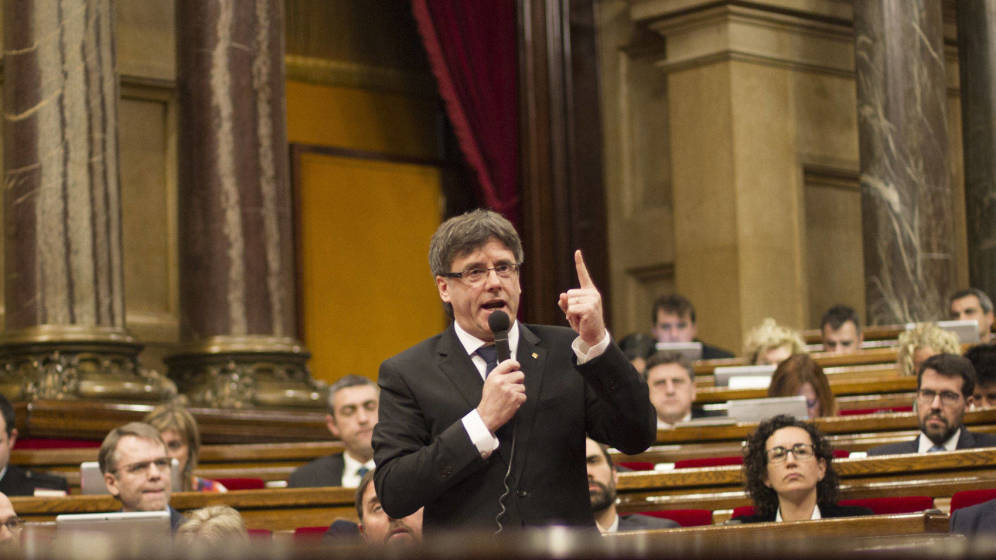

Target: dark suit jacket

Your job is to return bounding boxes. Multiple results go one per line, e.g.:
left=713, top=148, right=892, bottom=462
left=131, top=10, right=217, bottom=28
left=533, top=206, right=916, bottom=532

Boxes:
left=287, top=453, right=345, bottom=488
left=0, top=464, right=69, bottom=496
left=169, top=506, right=186, bottom=532
left=737, top=503, right=872, bottom=523
left=373, top=323, right=656, bottom=533
left=866, top=429, right=996, bottom=456
left=699, top=341, right=735, bottom=360
left=951, top=498, right=996, bottom=535
left=617, top=513, right=680, bottom=532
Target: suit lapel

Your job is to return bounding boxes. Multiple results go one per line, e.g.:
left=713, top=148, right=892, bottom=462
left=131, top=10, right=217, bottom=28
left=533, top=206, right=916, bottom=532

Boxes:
left=436, top=325, right=485, bottom=412
left=508, top=324, right=548, bottom=469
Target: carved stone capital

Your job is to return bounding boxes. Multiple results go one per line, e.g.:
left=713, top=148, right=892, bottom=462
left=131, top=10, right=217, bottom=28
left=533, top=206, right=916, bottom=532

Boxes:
left=165, top=336, right=326, bottom=409
left=0, top=327, right=176, bottom=402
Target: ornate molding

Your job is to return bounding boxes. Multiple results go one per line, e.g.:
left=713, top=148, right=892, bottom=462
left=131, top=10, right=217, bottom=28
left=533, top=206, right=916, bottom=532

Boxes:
left=165, top=336, right=326, bottom=409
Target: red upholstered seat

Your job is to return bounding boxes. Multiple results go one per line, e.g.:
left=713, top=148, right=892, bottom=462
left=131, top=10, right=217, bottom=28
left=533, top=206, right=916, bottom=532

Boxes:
left=950, top=489, right=996, bottom=512
left=731, top=505, right=755, bottom=519
left=294, top=526, right=329, bottom=540
left=839, top=406, right=913, bottom=416
left=215, top=477, right=265, bottom=490
left=838, top=496, right=933, bottom=514
left=638, top=509, right=713, bottom=527
left=616, top=461, right=655, bottom=471
left=832, top=449, right=850, bottom=458
left=674, top=456, right=742, bottom=469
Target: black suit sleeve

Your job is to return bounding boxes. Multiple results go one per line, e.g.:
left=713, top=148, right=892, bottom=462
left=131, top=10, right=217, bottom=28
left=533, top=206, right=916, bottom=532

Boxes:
left=578, top=342, right=657, bottom=454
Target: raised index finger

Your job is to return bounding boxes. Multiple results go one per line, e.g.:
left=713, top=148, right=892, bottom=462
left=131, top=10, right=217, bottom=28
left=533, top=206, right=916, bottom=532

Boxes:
left=574, top=249, right=594, bottom=289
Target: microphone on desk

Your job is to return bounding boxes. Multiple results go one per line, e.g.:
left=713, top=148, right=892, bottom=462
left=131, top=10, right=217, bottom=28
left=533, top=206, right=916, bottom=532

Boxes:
left=489, top=310, right=511, bottom=363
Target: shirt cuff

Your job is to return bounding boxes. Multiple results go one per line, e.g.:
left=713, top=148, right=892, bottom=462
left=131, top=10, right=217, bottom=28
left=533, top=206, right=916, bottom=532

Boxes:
left=462, top=409, right=499, bottom=458
left=572, top=330, right=611, bottom=365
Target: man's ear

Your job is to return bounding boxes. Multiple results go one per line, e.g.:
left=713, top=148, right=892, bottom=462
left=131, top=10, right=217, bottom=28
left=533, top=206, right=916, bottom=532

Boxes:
left=325, top=414, right=341, bottom=439
left=104, top=472, right=120, bottom=498
left=436, top=276, right=451, bottom=304
left=8, top=428, right=17, bottom=449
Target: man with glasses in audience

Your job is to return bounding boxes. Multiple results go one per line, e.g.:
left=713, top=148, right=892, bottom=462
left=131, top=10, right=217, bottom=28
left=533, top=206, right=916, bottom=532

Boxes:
left=868, top=354, right=996, bottom=455
left=373, top=209, right=655, bottom=534
left=99, top=422, right=185, bottom=530
left=0, top=492, right=22, bottom=552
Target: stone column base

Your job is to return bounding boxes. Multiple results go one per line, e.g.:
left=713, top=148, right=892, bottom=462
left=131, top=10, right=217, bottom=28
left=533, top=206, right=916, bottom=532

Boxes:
left=0, top=326, right=176, bottom=402
left=165, top=336, right=326, bottom=409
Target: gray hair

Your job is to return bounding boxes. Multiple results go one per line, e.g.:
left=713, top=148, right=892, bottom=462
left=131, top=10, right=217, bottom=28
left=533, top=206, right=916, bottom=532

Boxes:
left=327, top=375, right=377, bottom=415
left=428, top=209, right=523, bottom=277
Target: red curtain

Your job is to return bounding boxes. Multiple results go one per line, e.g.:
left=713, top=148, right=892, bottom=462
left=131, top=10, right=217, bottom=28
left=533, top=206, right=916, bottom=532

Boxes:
left=411, top=0, right=519, bottom=226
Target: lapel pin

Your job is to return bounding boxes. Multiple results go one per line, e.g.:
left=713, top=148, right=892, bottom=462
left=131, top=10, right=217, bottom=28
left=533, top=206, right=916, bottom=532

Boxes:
left=531, top=352, right=538, bottom=359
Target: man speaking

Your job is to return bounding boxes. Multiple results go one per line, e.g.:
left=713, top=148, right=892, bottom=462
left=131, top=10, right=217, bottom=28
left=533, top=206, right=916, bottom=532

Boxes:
left=372, top=209, right=656, bottom=534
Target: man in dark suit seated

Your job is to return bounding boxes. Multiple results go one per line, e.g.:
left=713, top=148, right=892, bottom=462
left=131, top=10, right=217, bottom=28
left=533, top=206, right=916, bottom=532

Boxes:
left=0, top=394, right=68, bottom=496
left=651, top=294, right=735, bottom=359
left=868, top=354, right=996, bottom=455
left=951, top=497, right=996, bottom=535
left=288, top=375, right=377, bottom=488
left=99, top=422, right=185, bottom=531
left=644, top=351, right=703, bottom=429
left=586, top=437, right=677, bottom=533
left=373, top=209, right=656, bottom=534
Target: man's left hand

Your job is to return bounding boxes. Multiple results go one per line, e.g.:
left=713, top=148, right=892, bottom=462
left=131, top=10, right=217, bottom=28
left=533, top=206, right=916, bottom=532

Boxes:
left=558, top=250, right=606, bottom=346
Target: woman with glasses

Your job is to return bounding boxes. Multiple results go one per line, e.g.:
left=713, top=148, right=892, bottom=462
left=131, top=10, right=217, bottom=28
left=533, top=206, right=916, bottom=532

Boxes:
left=738, top=415, right=871, bottom=523
left=767, top=354, right=837, bottom=418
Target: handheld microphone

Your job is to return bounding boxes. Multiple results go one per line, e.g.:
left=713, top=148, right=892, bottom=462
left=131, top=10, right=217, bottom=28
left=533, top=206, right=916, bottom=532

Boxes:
left=488, top=310, right=511, bottom=363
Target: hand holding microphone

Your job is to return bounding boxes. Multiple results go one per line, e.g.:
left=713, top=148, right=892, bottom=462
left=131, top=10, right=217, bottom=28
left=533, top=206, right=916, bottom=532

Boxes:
left=476, top=311, right=526, bottom=433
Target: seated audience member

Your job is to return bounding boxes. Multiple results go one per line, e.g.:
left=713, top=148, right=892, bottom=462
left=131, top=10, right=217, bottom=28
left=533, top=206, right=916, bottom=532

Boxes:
left=176, top=505, right=248, bottom=545
left=651, top=294, right=735, bottom=359
left=768, top=354, right=837, bottom=418
left=644, top=351, right=698, bottom=428
left=0, top=492, right=21, bottom=552
left=289, top=375, right=378, bottom=488
left=0, top=393, right=68, bottom=496
left=99, top=422, right=185, bottom=530
left=896, top=323, right=960, bottom=376
left=950, top=288, right=994, bottom=344
left=586, top=437, right=677, bottom=533
left=951, top=497, right=996, bottom=536
left=868, top=354, right=996, bottom=455
left=144, top=402, right=226, bottom=492
left=743, top=318, right=806, bottom=365
left=619, top=332, right=657, bottom=374
left=739, top=415, right=871, bottom=523
left=354, top=469, right=422, bottom=546
left=964, top=344, right=996, bottom=408
left=820, top=305, right=863, bottom=354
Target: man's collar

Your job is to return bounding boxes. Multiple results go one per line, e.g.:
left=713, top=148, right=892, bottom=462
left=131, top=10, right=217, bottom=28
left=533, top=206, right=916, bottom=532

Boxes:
left=917, top=428, right=962, bottom=452
left=343, top=451, right=374, bottom=472
left=453, top=320, right=520, bottom=356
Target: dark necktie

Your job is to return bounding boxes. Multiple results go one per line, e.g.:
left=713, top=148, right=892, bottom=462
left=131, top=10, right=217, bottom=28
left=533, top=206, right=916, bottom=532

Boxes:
left=476, top=345, right=499, bottom=377
left=356, top=465, right=370, bottom=478
left=927, top=444, right=945, bottom=453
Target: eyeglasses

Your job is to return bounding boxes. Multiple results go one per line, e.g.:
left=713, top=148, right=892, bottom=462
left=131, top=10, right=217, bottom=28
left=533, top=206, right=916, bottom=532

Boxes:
left=0, top=517, right=23, bottom=532
left=441, top=262, right=521, bottom=286
left=917, top=389, right=963, bottom=407
left=114, top=457, right=171, bottom=476
left=765, top=443, right=816, bottom=463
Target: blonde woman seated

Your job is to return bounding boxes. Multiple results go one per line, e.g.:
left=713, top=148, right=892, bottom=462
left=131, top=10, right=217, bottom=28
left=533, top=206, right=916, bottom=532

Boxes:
left=738, top=415, right=871, bottom=523
left=176, top=505, right=248, bottom=545
left=897, top=323, right=961, bottom=376
left=144, top=402, right=227, bottom=493
left=743, top=318, right=806, bottom=365
left=768, top=354, right=837, bottom=418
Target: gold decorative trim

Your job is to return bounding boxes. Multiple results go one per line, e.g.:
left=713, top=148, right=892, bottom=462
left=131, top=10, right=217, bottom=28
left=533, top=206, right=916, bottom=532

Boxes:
left=169, top=335, right=308, bottom=356
left=0, top=325, right=137, bottom=346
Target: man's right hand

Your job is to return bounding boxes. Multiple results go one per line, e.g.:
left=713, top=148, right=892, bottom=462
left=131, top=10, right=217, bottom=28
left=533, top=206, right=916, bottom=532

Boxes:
left=476, top=360, right=526, bottom=432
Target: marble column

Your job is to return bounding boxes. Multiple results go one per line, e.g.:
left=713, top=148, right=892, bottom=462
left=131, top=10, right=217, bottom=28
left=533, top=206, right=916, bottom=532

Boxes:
left=169, top=0, right=322, bottom=408
left=957, top=0, right=996, bottom=299
left=0, top=0, right=174, bottom=401
left=854, top=0, right=957, bottom=324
